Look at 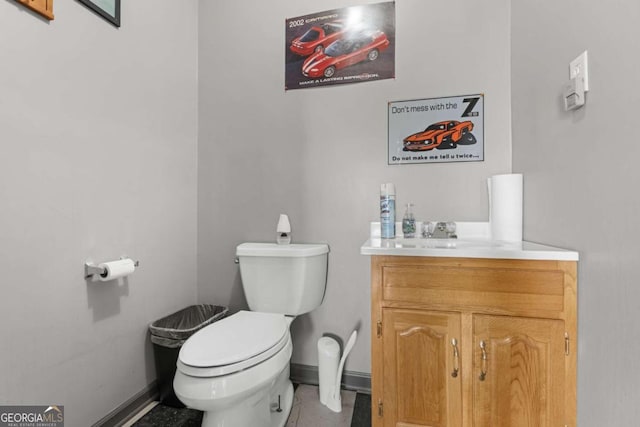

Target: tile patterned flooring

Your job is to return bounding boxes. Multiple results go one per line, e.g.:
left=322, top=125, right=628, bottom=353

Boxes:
left=128, top=384, right=371, bottom=427
left=286, top=384, right=355, bottom=426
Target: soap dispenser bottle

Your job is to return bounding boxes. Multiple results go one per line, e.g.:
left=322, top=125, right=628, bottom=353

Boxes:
left=402, top=203, right=416, bottom=238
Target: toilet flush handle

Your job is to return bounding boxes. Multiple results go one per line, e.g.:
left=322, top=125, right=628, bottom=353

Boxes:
left=234, top=257, right=239, bottom=264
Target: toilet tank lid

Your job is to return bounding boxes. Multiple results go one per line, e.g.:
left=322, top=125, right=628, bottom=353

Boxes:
left=236, top=242, right=329, bottom=257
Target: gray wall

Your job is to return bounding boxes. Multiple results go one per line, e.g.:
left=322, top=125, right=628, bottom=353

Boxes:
left=198, top=0, right=512, bottom=373
left=511, top=1, right=640, bottom=424
left=0, top=1, right=198, bottom=425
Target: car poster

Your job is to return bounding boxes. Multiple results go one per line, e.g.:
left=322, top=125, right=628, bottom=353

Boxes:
left=388, top=94, right=485, bottom=165
left=285, top=2, right=395, bottom=90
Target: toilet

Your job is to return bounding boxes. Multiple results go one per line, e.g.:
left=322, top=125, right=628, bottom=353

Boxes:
left=173, top=242, right=329, bottom=427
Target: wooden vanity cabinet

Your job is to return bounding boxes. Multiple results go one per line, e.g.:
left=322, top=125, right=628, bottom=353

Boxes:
left=370, top=256, right=577, bottom=427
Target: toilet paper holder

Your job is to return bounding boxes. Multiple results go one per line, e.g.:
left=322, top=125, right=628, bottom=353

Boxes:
left=84, top=258, right=140, bottom=279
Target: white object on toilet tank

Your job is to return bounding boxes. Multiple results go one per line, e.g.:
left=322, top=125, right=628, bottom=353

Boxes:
left=236, top=243, right=329, bottom=315
left=276, top=214, right=292, bottom=245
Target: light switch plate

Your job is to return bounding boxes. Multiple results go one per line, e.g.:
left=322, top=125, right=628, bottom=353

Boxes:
left=569, top=50, right=589, bottom=92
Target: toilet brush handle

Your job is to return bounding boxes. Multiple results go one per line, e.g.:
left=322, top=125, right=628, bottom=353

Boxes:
left=333, top=330, right=358, bottom=397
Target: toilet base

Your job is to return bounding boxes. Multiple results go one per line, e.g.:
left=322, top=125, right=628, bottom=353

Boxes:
left=269, top=375, right=294, bottom=427
left=201, top=365, right=294, bottom=427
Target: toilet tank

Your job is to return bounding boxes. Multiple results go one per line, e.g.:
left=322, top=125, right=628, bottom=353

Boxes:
left=236, top=243, right=329, bottom=315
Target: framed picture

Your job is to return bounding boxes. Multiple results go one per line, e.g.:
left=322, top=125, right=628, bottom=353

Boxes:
left=285, top=1, right=395, bottom=90
left=388, top=94, right=484, bottom=165
left=15, top=0, right=55, bottom=20
left=78, top=0, right=120, bottom=27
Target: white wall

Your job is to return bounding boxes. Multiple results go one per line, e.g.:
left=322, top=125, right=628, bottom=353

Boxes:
left=0, top=1, right=198, bottom=425
left=511, top=1, right=640, bottom=424
left=5, top=0, right=635, bottom=423
left=198, top=0, right=512, bottom=373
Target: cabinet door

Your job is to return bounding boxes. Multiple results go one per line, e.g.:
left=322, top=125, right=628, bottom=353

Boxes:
left=472, top=315, right=565, bottom=427
left=382, top=309, right=462, bottom=427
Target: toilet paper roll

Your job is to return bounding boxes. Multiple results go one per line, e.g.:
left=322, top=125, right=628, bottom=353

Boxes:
left=489, top=174, right=523, bottom=241
left=98, top=258, right=136, bottom=281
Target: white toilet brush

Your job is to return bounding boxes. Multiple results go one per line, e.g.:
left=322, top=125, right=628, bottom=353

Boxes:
left=326, top=330, right=358, bottom=413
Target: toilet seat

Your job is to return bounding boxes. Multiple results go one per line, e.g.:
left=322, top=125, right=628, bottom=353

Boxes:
left=177, top=311, right=289, bottom=378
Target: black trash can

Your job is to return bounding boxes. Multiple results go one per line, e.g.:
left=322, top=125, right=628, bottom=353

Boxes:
left=150, top=304, right=228, bottom=407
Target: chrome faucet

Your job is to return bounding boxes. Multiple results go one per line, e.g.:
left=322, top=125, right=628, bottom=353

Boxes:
left=423, top=221, right=457, bottom=239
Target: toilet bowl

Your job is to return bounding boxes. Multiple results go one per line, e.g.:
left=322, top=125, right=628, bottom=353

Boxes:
left=173, top=242, right=329, bottom=427
left=174, top=312, right=294, bottom=427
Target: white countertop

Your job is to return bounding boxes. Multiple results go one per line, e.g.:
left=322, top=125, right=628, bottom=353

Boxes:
left=360, top=223, right=579, bottom=261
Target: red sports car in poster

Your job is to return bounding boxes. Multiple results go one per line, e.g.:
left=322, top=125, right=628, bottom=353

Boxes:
left=403, top=120, right=476, bottom=151
left=285, top=2, right=395, bottom=90
left=290, top=21, right=345, bottom=56
left=301, top=29, right=390, bottom=78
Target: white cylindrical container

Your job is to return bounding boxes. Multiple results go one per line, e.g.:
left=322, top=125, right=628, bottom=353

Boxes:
left=317, top=336, right=340, bottom=406
left=488, top=174, right=523, bottom=241
left=380, top=183, right=396, bottom=239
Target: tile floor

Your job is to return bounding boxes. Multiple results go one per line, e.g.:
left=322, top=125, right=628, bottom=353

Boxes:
left=286, top=384, right=355, bottom=426
left=127, top=384, right=371, bottom=427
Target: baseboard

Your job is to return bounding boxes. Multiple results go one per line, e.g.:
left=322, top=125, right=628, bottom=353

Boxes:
left=92, top=381, right=159, bottom=427
left=290, top=363, right=371, bottom=394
